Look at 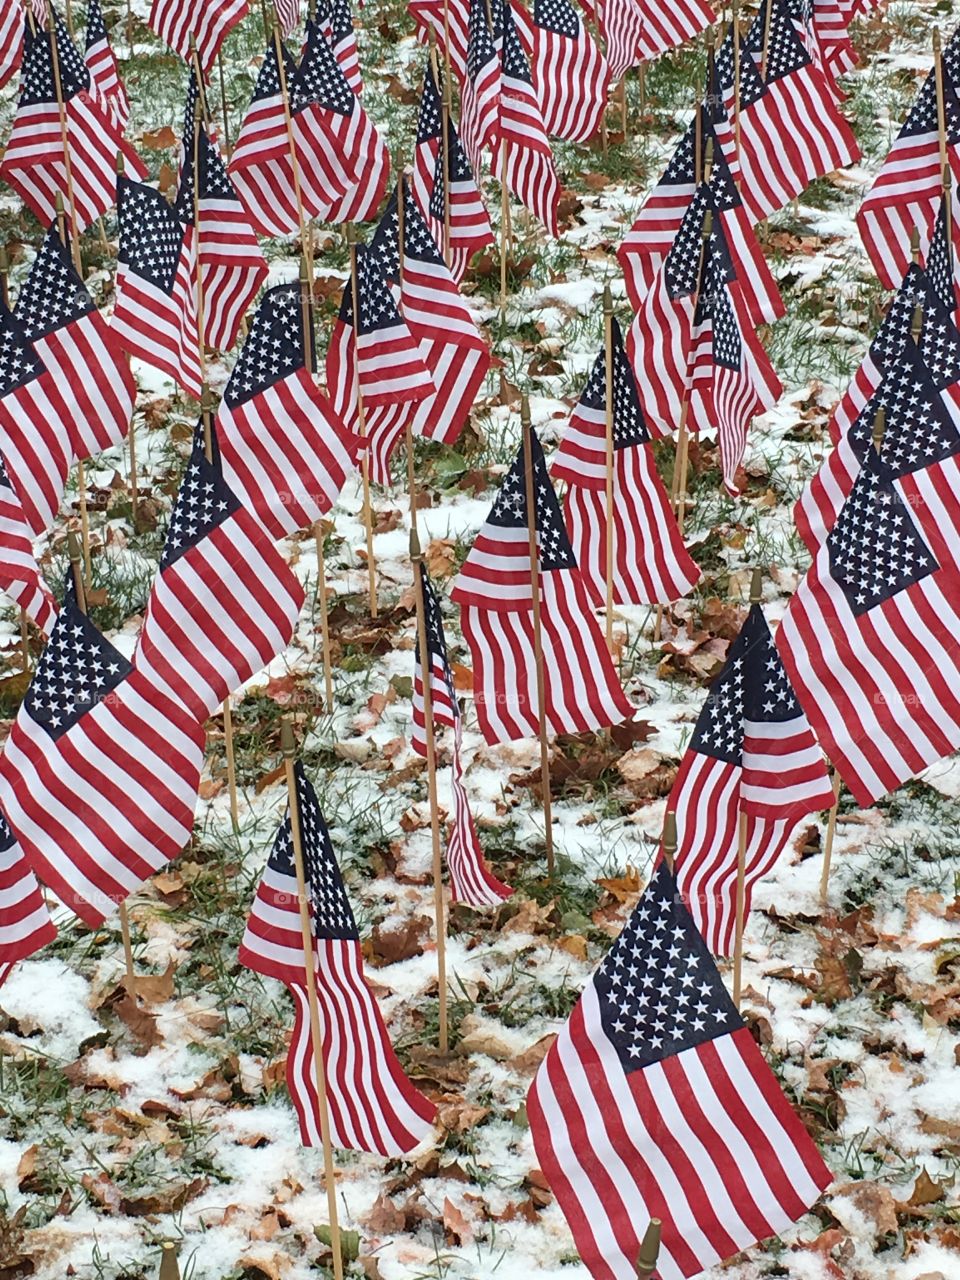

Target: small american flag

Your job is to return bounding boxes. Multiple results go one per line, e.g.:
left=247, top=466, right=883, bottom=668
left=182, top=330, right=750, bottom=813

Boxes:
left=148, top=0, right=248, bottom=75
left=857, top=28, right=960, bottom=289
left=216, top=282, right=360, bottom=541
left=316, top=0, right=362, bottom=95
left=273, top=0, right=301, bottom=36
left=16, top=226, right=136, bottom=460
left=407, top=0, right=470, bottom=80
left=460, top=0, right=499, bottom=177
left=671, top=604, right=834, bottom=956
left=414, top=563, right=512, bottom=905
left=113, top=174, right=204, bottom=400
left=450, top=428, right=634, bottom=743
left=136, top=421, right=305, bottom=724
left=411, top=58, right=495, bottom=283
left=551, top=318, right=701, bottom=606
left=238, top=762, right=437, bottom=1155
left=0, top=810, right=56, bottom=990
left=0, top=456, right=57, bottom=634
left=788, top=0, right=858, bottom=88
left=513, top=0, right=609, bottom=144
left=176, top=72, right=268, bottom=353
left=778, top=438, right=960, bottom=805
left=364, top=178, right=491, bottom=485
left=84, top=0, right=129, bottom=133
left=528, top=860, right=832, bottom=1280
left=0, top=12, right=144, bottom=234
left=0, top=574, right=205, bottom=927
left=0, top=0, right=23, bottom=90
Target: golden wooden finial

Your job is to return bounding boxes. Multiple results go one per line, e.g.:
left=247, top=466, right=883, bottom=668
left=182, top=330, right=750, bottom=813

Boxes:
left=636, top=1217, right=662, bottom=1277
left=67, top=530, right=83, bottom=567
left=280, top=716, right=296, bottom=758
left=410, top=523, right=422, bottom=560
left=911, top=302, right=924, bottom=343
left=661, top=812, right=677, bottom=868
left=910, top=227, right=921, bottom=263
left=603, top=283, right=613, bottom=314
left=872, top=406, right=886, bottom=451
left=159, top=1242, right=180, bottom=1280
left=520, top=392, right=531, bottom=429
left=749, top=566, right=763, bottom=604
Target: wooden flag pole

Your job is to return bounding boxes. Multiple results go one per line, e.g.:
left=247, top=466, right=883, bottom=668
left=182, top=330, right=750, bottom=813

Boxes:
left=126, top=0, right=134, bottom=58
left=759, top=0, right=775, bottom=82
left=217, top=53, right=233, bottom=154
left=45, top=9, right=84, bottom=276
left=190, top=48, right=210, bottom=382
left=272, top=13, right=313, bottom=269
left=346, top=224, right=378, bottom=619
left=935, top=30, right=955, bottom=277
left=115, top=155, right=140, bottom=530
left=0, top=249, right=30, bottom=671
left=395, top=154, right=418, bottom=523
left=818, top=768, right=841, bottom=905
left=732, top=565, right=763, bottom=1009
left=499, top=142, right=510, bottom=322
left=603, top=284, right=616, bottom=654
left=410, top=525, right=450, bottom=1054
left=158, top=1242, right=180, bottom=1280
left=279, top=717, right=344, bottom=1280
left=730, top=1, right=742, bottom=167
left=635, top=1217, right=662, bottom=1277
left=944, top=165, right=955, bottom=281
left=438, top=51, right=454, bottom=269
left=521, top=396, right=555, bottom=877
left=673, top=206, right=713, bottom=535
left=69, top=530, right=137, bottom=990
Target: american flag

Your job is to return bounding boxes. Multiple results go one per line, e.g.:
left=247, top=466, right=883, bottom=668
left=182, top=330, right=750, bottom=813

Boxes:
left=84, top=0, right=129, bottom=134
left=413, top=563, right=512, bottom=905
left=407, top=0, right=470, bottom=80
left=0, top=296, right=73, bottom=536
left=113, top=174, right=203, bottom=400
left=238, top=762, right=437, bottom=1154
left=857, top=28, right=960, bottom=289
left=617, top=83, right=784, bottom=327
left=671, top=604, right=834, bottom=956
left=175, top=72, right=268, bottom=353
left=493, top=0, right=560, bottom=236
left=0, top=11, right=144, bottom=234
left=513, top=0, right=609, bottom=144
left=148, top=0, right=248, bottom=75
left=714, top=0, right=859, bottom=224
left=778, top=437, right=960, bottom=806
left=411, top=58, right=495, bottom=282
left=0, top=0, right=23, bottom=90
left=528, top=861, right=832, bottom=1280
left=136, top=422, right=305, bottom=724
left=788, top=0, right=858, bottom=89
left=273, top=0, right=301, bottom=37
left=450, top=429, right=634, bottom=743
left=0, top=574, right=205, bottom=927
left=364, top=178, right=491, bottom=486
left=594, top=0, right=716, bottom=79
left=551, top=318, right=701, bottom=606
left=316, top=0, right=362, bottom=95
left=460, top=0, right=499, bottom=176
left=326, top=243, right=434, bottom=462
left=216, top=282, right=360, bottom=541
left=15, top=226, right=135, bottom=461
left=0, top=811, right=56, bottom=989
left=0, top=457, right=57, bottom=634
left=594, top=0, right=643, bottom=81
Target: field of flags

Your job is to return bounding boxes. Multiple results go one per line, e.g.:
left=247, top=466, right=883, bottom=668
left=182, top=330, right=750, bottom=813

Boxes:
left=0, top=0, right=958, bottom=1278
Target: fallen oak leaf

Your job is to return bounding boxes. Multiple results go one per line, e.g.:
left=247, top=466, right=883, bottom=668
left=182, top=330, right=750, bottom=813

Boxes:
left=443, top=1197, right=472, bottom=1245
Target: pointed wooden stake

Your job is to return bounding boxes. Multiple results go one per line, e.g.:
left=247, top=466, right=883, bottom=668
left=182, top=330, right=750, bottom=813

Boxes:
left=280, top=718, right=344, bottom=1280
left=158, top=1241, right=180, bottom=1280
left=347, top=223, right=378, bottom=618
left=818, top=768, right=842, bottom=906
left=635, top=1217, right=662, bottom=1277
left=521, top=396, right=555, bottom=877
left=732, top=565, right=763, bottom=1010
left=603, top=284, right=617, bottom=654
left=410, top=524, right=449, bottom=1054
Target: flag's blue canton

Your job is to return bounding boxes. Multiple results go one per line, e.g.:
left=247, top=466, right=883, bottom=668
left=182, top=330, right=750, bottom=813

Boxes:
left=868, top=264, right=960, bottom=389
left=338, top=244, right=406, bottom=337
left=594, top=862, right=741, bottom=1071
left=322, top=0, right=355, bottom=47
left=716, top=20, right=765, bottom=109
left=0, top=305, right=45, bottom=396
left=662, top=115, right=738, bottom=211
left=488, top=432, right=576, bottom=570
left=293, top=19, right=354, bottom=116
left=534, top=0, right=579, bottom=39
left=695, top=236, right=741, bottom=370
left=896, top=45, right=960, bottom=142
left=0, top=807, right=14, bottom=852
left=665, top=187, right=734, bottom=299
left=501, top=1, right=534, bottom=84
left=848, top=345, right=960, bottom=477
left=370, top=179, right=443, bottom=282
left=827, top=450, right=938, bottom=616
left=21, top=15, right=90, bottom=107
left=118, top=177, right=187, bottom=294
left=749, top=0, right=810, bottom=83
left=251, top=40, right=294, bottom=103
left=580, top=320, right=650, bottom=448
left=430, top=121, right=476, bottom=224
left=926, top=203, right=956, bottom=314
left=416, top=61, right=442, bottom=144
left=161, top=431, right=241, bottom=570
left=467, top=0, right=496, bottom=83
left=416, top=563, right=459, bottom=710
left=269, top=763, right=359, bottom=941
left=85, top=0, right=109, bottom=51
left=24, top=584, right=131, bottom=740
left=16, top=229, right=93, bottom=341
left=225, top=283, right=305, bottom=408
left=177, top=74, right=236, bottom=218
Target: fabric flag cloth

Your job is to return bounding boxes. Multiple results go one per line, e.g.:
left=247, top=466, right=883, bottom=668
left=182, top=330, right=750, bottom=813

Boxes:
left=148, top=0, right=248, bottom=75
left=0, top=12, right=144, bottom=234
left=788, top=0, right=858, bottom=89
left=84, top=0, right=129, bottom=133
left=460, top=0, right=500, bottom=176
left=113, top=174, right=203, bottom=400
left=492, top=0, right=561, bottom=237
left=0, top=811, right=56, bottom=989
left=777, top=435, right=960, bottom=806
left=176, top=72, right=268, bottom=353
left=316, top=0, right=362, bottom=95
left=857, top=27, right=960, bottom=289
left=238, top=762, right=436, bottom=1155
left=551, top=318, right=701, bottom=606
left=364, top=178, right=491, bottom=486
left=0, top=457, right=57, bottom=633
left=594, top=0, right=716, bottom=79
left=274, top=0, right=301, bottom=36
left=136, top=422, right=305, bottom=724
left=408, top=0, right=470, bottom=80
left=714, top=0, right=859, bottom=224
left=411, top=58, right=495, bottom=282
left=513, top=0, right=609, bottom=144
left=0, top=574, right=205, bottom=927
left=451, top=429, right=634, bottom=742
left=216, top=282, right=359, bottom=541
left=670, top=604, right=834, bottom=955
left=0, top=0, right=23, bottom=90
left=528, top=861, right=832, bottom=1280
left=617, top=71, right=784, bottom=327
left=15, top=226, right=135, bottom=460
left=413, top=563, right=512, bottom=905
